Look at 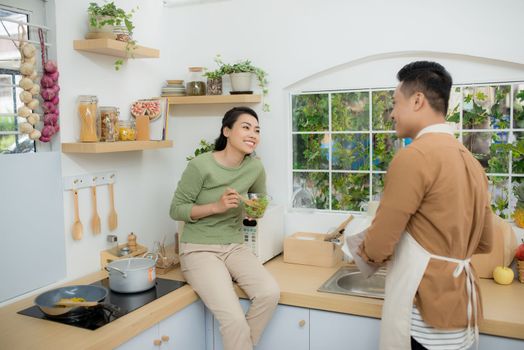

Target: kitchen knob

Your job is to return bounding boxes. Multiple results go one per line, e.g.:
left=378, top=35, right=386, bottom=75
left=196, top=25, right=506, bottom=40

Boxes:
left=299, top=319, right=306, bottom=327
left=161, top=335, right=170, bottom=342
left=153, top=339, right=162, bottom=346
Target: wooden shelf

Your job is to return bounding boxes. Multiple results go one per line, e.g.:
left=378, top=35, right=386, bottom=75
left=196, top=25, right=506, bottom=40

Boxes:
left=73, top=39, right=160, bottom=58
left=62, top=140, right=173, bottom=154
left=166, top=94, right=261, bottom=105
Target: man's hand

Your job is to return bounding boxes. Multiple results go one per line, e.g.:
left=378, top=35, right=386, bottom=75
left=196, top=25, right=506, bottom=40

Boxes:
left=213, top=188, right=240, bottom=214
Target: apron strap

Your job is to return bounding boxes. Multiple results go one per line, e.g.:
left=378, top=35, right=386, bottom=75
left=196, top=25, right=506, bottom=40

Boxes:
left=429, top=253, right=479, bottom=348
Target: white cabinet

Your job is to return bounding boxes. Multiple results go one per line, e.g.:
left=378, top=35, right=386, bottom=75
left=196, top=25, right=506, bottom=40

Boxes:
left=117, top=300, right=206, bottom=350
left=116, top=299, right=524, bottom=350
left=116, top=324, right=159, bottom=350
left=159, top=300, right=206, bottom=349
left=212, top=299, right=309, bottom=350
left=478, top=334, right=524, bottom=350
left=310, top=309, right=380, bottom=350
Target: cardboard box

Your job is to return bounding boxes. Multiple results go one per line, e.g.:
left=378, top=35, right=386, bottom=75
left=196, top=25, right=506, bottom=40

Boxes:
left=283, top=232, right=343, bottom=267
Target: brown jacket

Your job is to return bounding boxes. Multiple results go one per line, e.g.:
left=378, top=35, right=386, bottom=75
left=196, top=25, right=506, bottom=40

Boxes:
left=359, top=132, right=494, bottom=329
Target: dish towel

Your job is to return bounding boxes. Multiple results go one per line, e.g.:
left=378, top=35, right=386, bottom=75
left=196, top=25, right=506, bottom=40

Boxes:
left=345, top=229, right=379, bottom=278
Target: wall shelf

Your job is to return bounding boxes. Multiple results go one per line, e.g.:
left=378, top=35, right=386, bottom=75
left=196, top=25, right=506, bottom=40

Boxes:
left=166, top=94, right=261, bottom=105
left=61, top=140, right=173, bottom=154
left=73, top=39, right=160, bottom=58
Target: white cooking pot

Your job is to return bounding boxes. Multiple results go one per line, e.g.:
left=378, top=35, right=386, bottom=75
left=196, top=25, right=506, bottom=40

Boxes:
left=105, top=255, right=157, bottom=293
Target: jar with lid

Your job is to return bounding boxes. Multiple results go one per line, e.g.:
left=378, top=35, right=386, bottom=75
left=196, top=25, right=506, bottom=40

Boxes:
left=78, top=95, right=99, bottom=142
left=118, top=120, right=136, bottom=141
left=99, top=106, right=120, bottom=142
left=186, top=67, right=206, bottom=96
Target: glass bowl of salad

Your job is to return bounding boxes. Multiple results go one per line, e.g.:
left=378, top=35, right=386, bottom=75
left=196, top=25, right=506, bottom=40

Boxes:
left=243, top=193, right=271, bottom=219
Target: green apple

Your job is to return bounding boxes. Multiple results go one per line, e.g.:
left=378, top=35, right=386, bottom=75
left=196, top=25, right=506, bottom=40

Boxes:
left=493, top=266, right=514, bottom=285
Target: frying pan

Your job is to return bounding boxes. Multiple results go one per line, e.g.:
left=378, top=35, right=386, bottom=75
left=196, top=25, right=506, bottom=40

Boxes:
left=34, top=285, right=108, bottom=317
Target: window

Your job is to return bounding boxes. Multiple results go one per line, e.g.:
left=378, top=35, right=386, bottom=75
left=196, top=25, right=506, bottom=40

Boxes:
left=290, top=82, right=524, bottom=218
left=0, top=7, right=35, bottom=153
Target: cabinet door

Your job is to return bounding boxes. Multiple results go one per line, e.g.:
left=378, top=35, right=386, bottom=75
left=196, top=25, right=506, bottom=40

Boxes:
left=116, top=324, right=159, bottom=350
left=478, top=334, right=524, bottom=350
left=159, top=300, right=206, bottom=350
left=310, top=309, right=380, bottom=350
left=213, top=299, right=309, bottom=350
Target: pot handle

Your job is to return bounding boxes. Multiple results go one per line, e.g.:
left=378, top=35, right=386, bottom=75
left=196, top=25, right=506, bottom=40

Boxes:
left=143, top=252, right=159, bottom=263
left=104, top=265, right=127, bottom=278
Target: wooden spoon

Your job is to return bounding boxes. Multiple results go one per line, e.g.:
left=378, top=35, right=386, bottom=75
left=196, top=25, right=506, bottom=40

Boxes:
left=72, top=190, right=83, bottom=240
left=108, top=183, right=118, bottom=231
left=91, top=186, right=101, bottom=235
left=239, top=194, right=262, bottom=208
left=55, top=298, right=98, bottom=307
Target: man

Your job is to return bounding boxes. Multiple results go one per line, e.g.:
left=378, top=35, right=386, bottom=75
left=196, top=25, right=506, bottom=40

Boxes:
left=349, top=61, right=494, bottom=350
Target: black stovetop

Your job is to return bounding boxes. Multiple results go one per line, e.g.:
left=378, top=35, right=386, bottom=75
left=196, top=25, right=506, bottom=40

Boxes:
left=18, top=278, right=186, bottom=331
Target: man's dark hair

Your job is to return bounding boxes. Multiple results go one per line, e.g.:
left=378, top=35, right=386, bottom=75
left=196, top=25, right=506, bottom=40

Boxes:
left=397, top=61, right=452, bottom=115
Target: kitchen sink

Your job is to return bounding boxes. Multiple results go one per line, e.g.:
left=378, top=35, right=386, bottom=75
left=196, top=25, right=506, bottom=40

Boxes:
left=318, top=265, right=386, bottom=299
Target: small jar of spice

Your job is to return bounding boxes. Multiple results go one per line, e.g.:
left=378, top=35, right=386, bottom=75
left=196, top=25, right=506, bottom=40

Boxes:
left=186, top=67, right=206, bottom=96
left=118, top=120, right=136, bottom=141
left=99, top=106, right=119, bottom=142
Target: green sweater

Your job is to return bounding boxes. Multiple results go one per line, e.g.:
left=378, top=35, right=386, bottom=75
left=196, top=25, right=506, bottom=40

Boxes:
left=170, top=152, right=266, bottom=244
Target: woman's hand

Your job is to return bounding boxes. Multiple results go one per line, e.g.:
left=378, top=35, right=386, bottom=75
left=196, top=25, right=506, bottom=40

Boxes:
left=213, top=188, right=240, bottom=214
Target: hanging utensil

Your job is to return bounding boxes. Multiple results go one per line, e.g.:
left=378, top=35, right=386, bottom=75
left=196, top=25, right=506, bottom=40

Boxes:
left=72, top=189, right=83, bottom=240
left=108, top=182, right=118, bottom=231
left=91, top=185, right=101, bottom=234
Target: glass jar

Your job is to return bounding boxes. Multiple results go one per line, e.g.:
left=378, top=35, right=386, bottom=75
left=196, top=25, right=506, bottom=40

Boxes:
left=118, top=120, right=136, bottom=141
left=186, top=67, right=206, bottom=96
left=78, top=95, right=99, bottom=142
left=99, top=106, right=120, bottom=142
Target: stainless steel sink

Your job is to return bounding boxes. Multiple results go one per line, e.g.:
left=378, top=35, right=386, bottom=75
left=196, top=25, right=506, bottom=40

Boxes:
left=318, top=266, right=386, bottom=299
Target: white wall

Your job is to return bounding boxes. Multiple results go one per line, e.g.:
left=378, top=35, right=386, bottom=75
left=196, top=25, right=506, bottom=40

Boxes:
left=160, top=0, right=524, bottom=234
left=58, top=0, right=524, bottom=277
left=4, top=0, right=524, bottom=305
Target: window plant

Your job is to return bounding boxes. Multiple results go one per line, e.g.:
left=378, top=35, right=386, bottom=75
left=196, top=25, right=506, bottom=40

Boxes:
left=87, top=1, right=138, bottom=70
left=210, top=55, right=270, bottom=112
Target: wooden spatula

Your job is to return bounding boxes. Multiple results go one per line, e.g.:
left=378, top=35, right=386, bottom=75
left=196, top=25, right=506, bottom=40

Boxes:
left=91, top=185, right=101, bottom=235
left=108, top=183, right=118, bottom=231
left=72, top=190, right=83, bottom=241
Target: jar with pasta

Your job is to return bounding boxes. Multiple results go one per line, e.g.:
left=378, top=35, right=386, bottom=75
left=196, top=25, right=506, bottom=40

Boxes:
left=78, top=95, right=99, bottom=142
left=118, top=120, right=136, bottom=141
left=99, top=106, right=120, bottom=142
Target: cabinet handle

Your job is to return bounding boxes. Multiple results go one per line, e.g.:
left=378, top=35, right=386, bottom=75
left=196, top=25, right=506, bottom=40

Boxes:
left=161, top=335, right=170, bottom=342
left=153, top=339, right=162, bottom=346
left=299, top=319, right=306, bottom=327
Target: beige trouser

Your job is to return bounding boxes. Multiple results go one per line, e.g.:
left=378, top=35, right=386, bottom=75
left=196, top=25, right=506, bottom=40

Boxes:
left=179, top=242, right=280, bottom=350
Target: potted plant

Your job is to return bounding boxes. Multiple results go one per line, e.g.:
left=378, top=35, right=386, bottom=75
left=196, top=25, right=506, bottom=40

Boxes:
left=203, top=68, right=224, bottom=96
left=88, top=2, right=135, bottom=34
left=186, top=139, right=215, bottom=161
left=212, top=55, right=270, bottom=112
left=87, top=2, right=137, bottom=70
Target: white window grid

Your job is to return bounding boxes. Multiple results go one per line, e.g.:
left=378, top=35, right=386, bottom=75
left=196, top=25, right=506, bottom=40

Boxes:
left=290, top=82, right=524, bottom=215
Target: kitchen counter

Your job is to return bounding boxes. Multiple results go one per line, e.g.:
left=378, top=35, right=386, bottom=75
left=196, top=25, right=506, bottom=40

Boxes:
left=1, top=255, right=523, bottom=349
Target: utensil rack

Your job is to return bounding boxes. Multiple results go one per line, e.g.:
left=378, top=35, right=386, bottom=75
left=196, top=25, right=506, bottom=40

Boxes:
left=63, top=171, right=117, bottom=191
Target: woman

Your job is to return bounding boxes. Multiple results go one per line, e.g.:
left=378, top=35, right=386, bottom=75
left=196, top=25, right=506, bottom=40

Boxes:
left=170, top=107, right=280, bottom=350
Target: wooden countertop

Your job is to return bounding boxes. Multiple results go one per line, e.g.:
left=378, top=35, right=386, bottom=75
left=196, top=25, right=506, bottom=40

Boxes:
left=1, top=255, right=523, bottom=349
